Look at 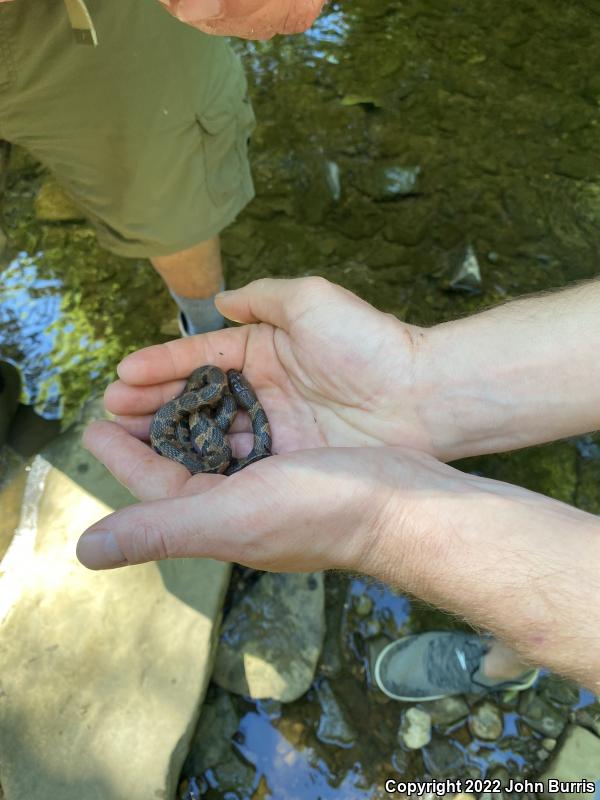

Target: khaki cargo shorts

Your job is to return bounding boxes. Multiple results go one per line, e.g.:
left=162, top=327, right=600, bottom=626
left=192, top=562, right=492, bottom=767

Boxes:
left=0, top=0, right=255, bottom=257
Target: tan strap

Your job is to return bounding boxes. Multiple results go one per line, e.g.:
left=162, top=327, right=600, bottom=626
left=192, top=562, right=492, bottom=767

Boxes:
left=63, top=0, right=98, bottom=46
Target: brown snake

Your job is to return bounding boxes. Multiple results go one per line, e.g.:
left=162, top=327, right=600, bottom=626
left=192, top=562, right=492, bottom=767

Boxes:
left=149, top=365, right=272, bottom=475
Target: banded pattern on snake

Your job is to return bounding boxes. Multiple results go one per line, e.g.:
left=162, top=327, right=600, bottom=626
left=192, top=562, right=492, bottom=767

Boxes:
left=149, top=365, right=272, bottom=475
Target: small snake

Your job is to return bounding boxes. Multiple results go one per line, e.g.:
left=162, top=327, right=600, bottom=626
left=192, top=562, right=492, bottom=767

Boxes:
left=149, top=365, right=272, bottom=476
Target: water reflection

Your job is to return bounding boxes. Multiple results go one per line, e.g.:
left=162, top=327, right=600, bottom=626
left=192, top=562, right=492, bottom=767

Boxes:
left=0, top=252, right=64, bottom=418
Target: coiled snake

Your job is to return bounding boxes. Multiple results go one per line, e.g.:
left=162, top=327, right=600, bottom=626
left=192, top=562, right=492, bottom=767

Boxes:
left=149, top=365, right=272, bottom=475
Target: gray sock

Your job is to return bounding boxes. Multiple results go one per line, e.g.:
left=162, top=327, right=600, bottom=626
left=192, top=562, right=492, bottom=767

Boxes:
left=169, top=282, right=225, bottom=335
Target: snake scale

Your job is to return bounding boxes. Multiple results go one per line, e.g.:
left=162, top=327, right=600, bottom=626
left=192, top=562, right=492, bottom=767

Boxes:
left=150, top=365, right=272, bottom=476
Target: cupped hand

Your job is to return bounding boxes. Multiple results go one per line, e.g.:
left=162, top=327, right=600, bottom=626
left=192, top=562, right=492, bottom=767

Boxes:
left=78, top=418, right=457, bottom=573
left=158, top=0, right=325, bottom=39
left=105, top=277, right=435, bottom=460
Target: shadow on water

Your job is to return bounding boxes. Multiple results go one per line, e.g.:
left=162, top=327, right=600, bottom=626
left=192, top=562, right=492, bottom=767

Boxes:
left=0, top=0, right=600, bottom=795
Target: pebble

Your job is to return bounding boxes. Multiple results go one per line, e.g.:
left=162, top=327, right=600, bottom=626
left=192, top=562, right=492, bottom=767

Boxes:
left=422, top=696, right=470, bottom=727
left=468, top=701, right=503, bottom=741
left=354, top=594, right=374, bottom=617
left=398, top=707, right=432, bottom=750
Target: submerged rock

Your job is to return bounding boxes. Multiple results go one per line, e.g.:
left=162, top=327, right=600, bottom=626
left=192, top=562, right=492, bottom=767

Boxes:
left=35, top=178, right=84, bottom=222
left=447, top=244, right=483, bottom=293
left=398, top=707, right=432, bottom=750
left=423, top=736, right=465, bottom=775
left=421, top=696, right=470, bottom=727
left=519, top=691, right=566, bottom=738
left=355, top=163, right=421, bottom=201
left=184, top=688, right=240, bottom=776
left=468, top=701, right=503, bottom=741
left=315, top=680, right=357, bottom=747
left=213, top=572, right=325, bottom=702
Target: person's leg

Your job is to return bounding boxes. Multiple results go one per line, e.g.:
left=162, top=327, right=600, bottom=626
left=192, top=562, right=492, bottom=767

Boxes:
left=1, top=0, right=255, bottom=336
left=481, top=638, right=532, bottom=681
left=151, top=236, right=225, bottom=334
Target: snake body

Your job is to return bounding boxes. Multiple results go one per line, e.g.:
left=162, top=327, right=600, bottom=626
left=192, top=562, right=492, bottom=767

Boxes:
left=150, top=365, right=272, bottom=476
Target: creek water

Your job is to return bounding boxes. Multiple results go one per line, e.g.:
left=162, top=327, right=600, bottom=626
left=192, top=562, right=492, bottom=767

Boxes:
left=0, top=0, right=599, bottom=796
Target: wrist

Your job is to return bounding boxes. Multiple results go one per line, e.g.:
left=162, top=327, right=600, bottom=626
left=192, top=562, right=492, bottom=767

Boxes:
left=368, top=461, right=600, bottom=689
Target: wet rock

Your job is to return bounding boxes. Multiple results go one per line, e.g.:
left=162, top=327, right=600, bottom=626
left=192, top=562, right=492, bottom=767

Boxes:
left=355, top=164, right=421, bottom=201
left=315, top=680, right=357, bottom=747
left=391, top=748, right=410, bottom=772
left=555, top=153, right=600, bottom=180
left=539, top=675, right=580, bottom=706
left=423, top=737, right=465, bottom=776
left=184, top=688, right=239, bottom=775
left=398, top=707, right=432, bottom=750
left=421, top=696, right=470, bottom=727
left=468, top=701, right=503, bottom=741
left=447, top=244, right=482, bottom=293
left=354, top=593, right=374, bottom=617
left=362, top=618, right=382, bottom=638
left=325, top=160, right=342, bottom=202
left=518, top=691, right=566, bottom=738
left=574, top=707, right=600, bottom=737
left=35, top=179, right=84, bottom=222
left=538, top=725, right=600, bottom=798
left=0, top=428, right=229, bottom=800
left=208, top=752, right=255, bottom=797
left=213, top=572, right=325, bottom=702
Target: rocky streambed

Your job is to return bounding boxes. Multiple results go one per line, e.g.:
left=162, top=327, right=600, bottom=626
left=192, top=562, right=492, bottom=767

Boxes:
left=177, top=571, right=600, bottom=799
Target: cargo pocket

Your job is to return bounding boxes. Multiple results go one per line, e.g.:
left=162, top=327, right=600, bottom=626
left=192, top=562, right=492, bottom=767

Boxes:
left=197, top=90, right=256, bottom=209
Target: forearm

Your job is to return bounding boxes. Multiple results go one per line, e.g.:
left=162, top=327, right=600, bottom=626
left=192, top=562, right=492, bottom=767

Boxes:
left=368, top=468, right=600, bottom=691
left=417, top=279, right=600, bottom=460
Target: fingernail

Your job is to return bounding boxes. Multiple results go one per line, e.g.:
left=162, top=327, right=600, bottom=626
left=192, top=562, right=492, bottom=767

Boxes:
left=77, top=530, right=127, bottom=570
left=176, top=0, right=222, bottom=22
left=215, top=289, right=234, bottom=300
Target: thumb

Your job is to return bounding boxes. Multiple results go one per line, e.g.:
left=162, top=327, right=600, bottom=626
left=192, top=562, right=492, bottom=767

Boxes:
left=215, top=276, right=327, bottom=329
left=76, top=484, right=252, bottom=570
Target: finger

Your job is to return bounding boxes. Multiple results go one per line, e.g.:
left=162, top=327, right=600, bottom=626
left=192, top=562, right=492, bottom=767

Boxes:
left=83, top=420, right=193, bottom=501
left=104, top=379, right=186, bottom=416
left=113, top=414, right=154, bottom=441
left=215, top=276, right=330, bottom=329
left=76, top=472, right=262, bottom=569
left=117, top=328, right=248, bottom=386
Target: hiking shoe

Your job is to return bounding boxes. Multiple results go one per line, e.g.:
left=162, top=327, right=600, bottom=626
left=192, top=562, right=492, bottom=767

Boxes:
left=374, top=632, right=539, bottom=701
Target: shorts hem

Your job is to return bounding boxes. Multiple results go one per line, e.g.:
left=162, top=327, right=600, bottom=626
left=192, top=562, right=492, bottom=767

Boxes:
left=93, top=185, right=255, bottom=259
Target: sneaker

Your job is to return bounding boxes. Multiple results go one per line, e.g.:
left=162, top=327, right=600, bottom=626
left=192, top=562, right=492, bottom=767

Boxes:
left=178, top=311, right=190, bottom=338
left=374, top=632, right=539, bottom=701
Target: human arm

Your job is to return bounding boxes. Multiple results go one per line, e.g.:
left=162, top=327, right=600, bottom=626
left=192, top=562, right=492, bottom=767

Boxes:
left=105, top=276, right=600, bottom=464
left=418, top=278, right=600, bottom=460
left=157, top=0, right=325, bottom=39
left=77, top=428, right=600, bottom=692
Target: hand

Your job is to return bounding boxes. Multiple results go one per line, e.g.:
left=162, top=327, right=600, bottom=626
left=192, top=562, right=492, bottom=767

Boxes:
left=104, top=277, right=436, bottom=459
left=78, top=422, right=455, bottom=572
left=157, top=0, right=325, bottom=39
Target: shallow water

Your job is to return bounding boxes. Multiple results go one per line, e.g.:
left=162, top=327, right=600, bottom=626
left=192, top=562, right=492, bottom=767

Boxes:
left=1, top=0, right=600, bottom=795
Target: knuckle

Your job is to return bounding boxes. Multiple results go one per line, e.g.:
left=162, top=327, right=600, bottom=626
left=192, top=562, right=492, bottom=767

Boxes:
left=129, top=517, right=172, bottom=562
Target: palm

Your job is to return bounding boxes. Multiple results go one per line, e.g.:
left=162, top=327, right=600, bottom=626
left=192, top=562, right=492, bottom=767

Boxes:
left=105, top=278, right=431, bottom=462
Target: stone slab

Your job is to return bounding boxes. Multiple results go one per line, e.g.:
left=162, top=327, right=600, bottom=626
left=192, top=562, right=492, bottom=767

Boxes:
left=0, top=415, right=230, bottom=800
left=538, top=724, right=600, bottom=799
